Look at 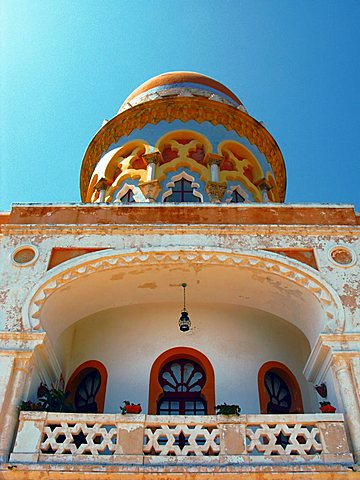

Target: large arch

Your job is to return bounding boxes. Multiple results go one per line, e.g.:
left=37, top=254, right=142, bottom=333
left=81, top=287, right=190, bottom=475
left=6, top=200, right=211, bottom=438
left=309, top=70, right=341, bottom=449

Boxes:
left=23, top=247, right=345, bottom=346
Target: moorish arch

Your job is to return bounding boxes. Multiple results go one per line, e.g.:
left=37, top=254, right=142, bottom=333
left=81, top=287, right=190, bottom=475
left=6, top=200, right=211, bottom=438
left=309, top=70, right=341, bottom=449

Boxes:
left=23, top=247, right=345, bottom=347
left=148, top=347, right=215, bottom=414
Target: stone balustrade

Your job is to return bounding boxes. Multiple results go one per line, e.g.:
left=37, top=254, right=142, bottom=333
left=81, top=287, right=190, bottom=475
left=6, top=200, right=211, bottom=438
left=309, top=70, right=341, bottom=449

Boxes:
left=10, top=412, right=353, bottom=470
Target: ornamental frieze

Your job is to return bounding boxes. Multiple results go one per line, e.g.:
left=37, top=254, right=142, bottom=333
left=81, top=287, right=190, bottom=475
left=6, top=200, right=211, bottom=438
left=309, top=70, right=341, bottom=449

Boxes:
left=80, top=98, right=286, bottom=202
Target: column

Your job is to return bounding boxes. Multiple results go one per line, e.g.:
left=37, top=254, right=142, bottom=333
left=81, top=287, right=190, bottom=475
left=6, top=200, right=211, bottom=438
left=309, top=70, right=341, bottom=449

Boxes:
left=256, top=178, right=270, bottom=202
left=139, top=152, right=162, bottom=202
left=94, top=178, right=108, bottom=203
left=142, top=152, right=161, bottom=182
left=114, top=414, right=145, bottom=464
left=207, top=154, right=223, bottom=182
left=0, top=352, right=33, bottom=461
left=205, top=154, right=227, bottom=203
left=331, top=354, right=360, bottom=463
left=261, top=185, right=269, bottom=202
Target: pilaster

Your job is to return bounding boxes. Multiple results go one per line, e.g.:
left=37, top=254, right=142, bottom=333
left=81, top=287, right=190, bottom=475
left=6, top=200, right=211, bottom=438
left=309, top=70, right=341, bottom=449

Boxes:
left=304, top=333, right=360, bottom=464
left=0, top=332, right=47, bottom=462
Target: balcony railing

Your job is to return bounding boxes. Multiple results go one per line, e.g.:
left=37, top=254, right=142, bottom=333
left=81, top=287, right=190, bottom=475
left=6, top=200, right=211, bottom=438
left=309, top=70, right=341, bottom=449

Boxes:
left=10, top=412, right=353, bottom=470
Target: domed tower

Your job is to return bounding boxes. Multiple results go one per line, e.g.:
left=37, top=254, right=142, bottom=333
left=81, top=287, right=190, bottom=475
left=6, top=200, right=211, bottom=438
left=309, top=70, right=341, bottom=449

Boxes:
left=80, top=72, right=286, bottom=204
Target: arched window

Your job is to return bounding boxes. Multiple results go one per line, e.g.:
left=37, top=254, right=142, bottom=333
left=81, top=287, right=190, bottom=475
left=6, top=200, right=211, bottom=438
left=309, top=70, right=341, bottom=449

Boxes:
left=66, top=360, right=107, bottom=413
left=264, top=371, right=291, bottom=414
left=157, top=359, right=207, bottom=415
left=164, top=178, right=201, bottom=203
left=114, top=184, right=137, bottom=203
left=148, top=347, right=215, bottom=414
left=258, top=361, right=303, bottom=414
left=231, top=189, right=245, bottom=203
left=74, top=369, right=101, bottom=413
left=119, top=189, right=135, bottom=203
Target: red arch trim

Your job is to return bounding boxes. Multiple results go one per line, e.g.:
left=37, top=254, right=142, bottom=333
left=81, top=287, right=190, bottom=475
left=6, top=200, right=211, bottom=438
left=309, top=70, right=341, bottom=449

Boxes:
left=148, top=347, right=215, bottom=414
left=66, top=360, right=108, bottom=413
left=258, top=361, right=303, bottom=414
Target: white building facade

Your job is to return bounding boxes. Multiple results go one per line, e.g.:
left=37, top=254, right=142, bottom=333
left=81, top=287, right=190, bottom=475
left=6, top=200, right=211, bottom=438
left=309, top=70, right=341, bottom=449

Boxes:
left=0, top=72, right=359, bottom=479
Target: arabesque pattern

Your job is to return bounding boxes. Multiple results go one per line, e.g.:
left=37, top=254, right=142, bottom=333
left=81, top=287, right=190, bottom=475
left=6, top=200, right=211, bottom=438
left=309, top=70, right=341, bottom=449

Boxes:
left=10, top=412, right=352, bottom=468
left=246, top=422, right=322, bottom=455
left=41, top=421, right=117, bottom=455
left=143, top=423, right=220, bottom=456
left=80, top=98, right=286, bottom=201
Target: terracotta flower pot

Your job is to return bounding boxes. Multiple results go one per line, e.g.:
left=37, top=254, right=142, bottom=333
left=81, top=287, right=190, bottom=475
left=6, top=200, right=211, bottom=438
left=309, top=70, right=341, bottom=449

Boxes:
left=125, top=404, right=142, bottom=414
left=320, top=404, right=336, bottom=413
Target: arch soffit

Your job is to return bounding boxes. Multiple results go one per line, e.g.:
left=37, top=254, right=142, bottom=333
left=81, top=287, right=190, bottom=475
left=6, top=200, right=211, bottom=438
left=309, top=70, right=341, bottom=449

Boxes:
left=24, top=247, right=344, bottom=337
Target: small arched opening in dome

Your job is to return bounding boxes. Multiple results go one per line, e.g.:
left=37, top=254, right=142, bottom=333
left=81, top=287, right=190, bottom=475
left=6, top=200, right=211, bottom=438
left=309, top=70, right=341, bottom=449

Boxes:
left=114, top=184, right=138, bottom=203
left=226, top=186, right=248, bottom=204
left=162, top=171, right=203, bottom=203
left=218, top=141, right=268, bottom=202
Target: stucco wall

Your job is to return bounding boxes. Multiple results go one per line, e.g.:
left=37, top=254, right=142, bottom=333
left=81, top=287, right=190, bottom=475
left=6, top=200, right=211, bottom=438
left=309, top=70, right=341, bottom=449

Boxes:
left=55, top=303, right=319, bottom=415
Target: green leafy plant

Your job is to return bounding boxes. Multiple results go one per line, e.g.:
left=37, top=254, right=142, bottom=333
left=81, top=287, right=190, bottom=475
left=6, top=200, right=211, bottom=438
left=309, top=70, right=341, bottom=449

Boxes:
left=215, top=403, right=241, bottom=415
left=120, top=400, right=142, bottom=414
left=20, top=383, right=74, bottom=412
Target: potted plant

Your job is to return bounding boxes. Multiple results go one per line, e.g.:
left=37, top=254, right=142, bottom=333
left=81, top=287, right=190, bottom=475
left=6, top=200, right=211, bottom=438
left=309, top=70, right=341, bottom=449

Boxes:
left=314, top=383, right=336, bottom=413
left=319, top=401, right=336, bottom=413
left=215, top=403, right=241, bottom=416
left=314, top=383, right=327, bottom=398
left=20, top=382, right=74, bottom=412
left=120, top=400, right=142, bottom=414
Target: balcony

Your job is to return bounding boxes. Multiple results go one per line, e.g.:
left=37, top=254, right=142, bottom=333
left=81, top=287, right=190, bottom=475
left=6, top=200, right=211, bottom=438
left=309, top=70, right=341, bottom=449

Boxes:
left=9, top=412, right=353, bottom=475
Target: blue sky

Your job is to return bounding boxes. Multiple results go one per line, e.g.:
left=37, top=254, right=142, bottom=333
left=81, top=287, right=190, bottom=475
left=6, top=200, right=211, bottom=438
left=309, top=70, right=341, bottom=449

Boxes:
left=1, top=0, right=359, bottom=211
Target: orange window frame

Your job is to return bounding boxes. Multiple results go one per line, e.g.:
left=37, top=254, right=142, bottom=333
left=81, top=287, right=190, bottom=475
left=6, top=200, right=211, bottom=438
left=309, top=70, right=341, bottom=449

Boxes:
left=258, top=361, right=304, bottom=414
left=148, top=347, right=215, bottom=414
left=66, top=360, right=108, bottom=413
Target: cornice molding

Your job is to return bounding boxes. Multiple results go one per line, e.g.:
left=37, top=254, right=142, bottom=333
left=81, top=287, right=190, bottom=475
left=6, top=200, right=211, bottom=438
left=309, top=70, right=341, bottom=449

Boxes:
left=0, top=331, right=46, bottom=352
left=303, top=333, right=360, bottom=382
left=80, top=97, right=286, bottom=202
left=3, top=223, right=360, bottom=237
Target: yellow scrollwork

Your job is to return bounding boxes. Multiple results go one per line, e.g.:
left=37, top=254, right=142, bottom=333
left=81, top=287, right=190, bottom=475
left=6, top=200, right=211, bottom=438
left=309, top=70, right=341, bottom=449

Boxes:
left=80, top=97, right=286, bottom=202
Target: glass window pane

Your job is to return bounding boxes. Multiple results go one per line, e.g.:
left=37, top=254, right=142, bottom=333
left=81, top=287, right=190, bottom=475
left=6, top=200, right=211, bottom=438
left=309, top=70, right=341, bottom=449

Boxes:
left=170, top=363, right=181, bottom=382
left=158, top=359, right=207, bottom=415
left=169, top=191, right=182, bottom=202
left=183, top=363, right=194, bottom=382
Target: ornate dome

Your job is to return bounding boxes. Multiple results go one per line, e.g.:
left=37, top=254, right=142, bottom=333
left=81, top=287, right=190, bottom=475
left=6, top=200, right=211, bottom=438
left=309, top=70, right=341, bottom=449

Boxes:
left=119, top=71, right=246, bottom=113
left=80, top=72, right=286, bottom=204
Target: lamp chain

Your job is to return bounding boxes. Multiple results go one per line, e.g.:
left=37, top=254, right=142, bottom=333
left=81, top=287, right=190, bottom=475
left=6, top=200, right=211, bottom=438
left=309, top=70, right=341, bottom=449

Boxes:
left=182, top=283, right=187, bottom=311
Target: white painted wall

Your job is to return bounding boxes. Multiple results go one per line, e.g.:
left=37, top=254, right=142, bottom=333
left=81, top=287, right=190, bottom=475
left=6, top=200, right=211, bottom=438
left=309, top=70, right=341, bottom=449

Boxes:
left=54, top=303, right=319, bottom=414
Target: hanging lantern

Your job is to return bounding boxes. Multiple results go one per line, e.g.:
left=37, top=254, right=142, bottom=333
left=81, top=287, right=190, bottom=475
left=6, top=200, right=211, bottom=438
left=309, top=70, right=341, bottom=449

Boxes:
left=179, top=283, right=191, bottom=332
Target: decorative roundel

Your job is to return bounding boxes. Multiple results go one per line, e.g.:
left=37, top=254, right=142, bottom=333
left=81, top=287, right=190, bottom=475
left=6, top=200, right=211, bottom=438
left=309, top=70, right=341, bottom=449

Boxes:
left=11, top=245, right=39, bottom=267
left=329, top=246, right=356, bottom=268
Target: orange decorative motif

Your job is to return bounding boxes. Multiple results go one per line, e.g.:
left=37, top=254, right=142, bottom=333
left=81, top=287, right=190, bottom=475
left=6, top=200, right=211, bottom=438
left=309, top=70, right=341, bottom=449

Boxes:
left=47, top=247, right=106, bottom=270
left=161, top=147, right=178, bottom=164
left=220, top=155, right=236, bottom=171
left=189, top=146, right=206, bottom=164
left=131, top=156, right=147, bottom=170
